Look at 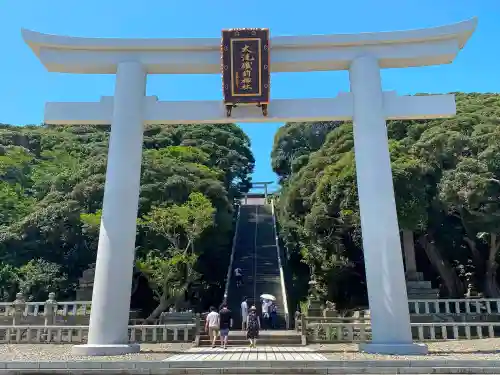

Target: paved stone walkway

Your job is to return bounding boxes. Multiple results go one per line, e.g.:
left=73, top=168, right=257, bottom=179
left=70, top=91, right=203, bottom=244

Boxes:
left=164, top=346, right=327, bottom=361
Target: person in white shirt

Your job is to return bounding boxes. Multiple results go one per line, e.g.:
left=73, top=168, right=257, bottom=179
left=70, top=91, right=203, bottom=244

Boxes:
left=205, top=306, right=219, bottom=348
left=261, top=299, right=270, bottom=330
left=241, top=297, right=248, bottom=331
left=234, top=267, right=243, bottom=288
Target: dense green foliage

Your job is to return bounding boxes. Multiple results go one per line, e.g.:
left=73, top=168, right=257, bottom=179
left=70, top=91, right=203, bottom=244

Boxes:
left=272, top=93, right=500, bottom=309
left=0, top=123, right=254, bottom=310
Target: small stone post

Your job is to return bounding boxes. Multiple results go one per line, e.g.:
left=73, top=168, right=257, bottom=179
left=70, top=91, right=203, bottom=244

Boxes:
left=294, top=309, right=301, bottom=331
left=12, top=292, right=26, bottom=326
left=300, top=314, right=307, bottom=345
left=194, top=313, right=201, bottom=346
left=44, top=292, right=58, bottom=326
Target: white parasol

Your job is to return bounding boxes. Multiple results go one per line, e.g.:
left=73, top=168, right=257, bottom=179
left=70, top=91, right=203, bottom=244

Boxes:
left=260, top=293, right=276, bottom=301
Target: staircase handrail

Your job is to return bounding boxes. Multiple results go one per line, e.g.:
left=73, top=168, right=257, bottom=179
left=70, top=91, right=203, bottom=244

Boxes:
left=271, top=199, right=290, bottom=330
left=223, top=203, right=242, bottom=301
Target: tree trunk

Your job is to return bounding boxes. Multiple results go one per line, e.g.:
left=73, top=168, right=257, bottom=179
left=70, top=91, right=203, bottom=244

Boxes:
left=144, top=295, right=173, bottom=323
left=463, top=236, right=483, bottom=271
left=402, top=229, right=418, bottom=280
left=418, top=234, right=464, bottom=298
left=145, top=280, right=192, bottom=322
left=484, top=233, right=500, bottom=298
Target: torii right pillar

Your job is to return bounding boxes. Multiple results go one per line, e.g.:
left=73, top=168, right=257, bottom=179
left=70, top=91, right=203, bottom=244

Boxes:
left=350, top=55, right=427, bottom=355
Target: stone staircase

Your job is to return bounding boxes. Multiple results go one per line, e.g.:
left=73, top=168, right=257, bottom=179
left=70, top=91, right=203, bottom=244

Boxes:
left=406, top=272, right=440, bottom=316
left=198, top=330, right=301, bottom=347
left=406, top=272, right=439, bottom=303
left=255, top=203, right=287, bottom=330
left=199, top=199, right=290, bottom=346
left=227, top=201, right=287, bottom=329
left=225, top=203, right=257, bottom=329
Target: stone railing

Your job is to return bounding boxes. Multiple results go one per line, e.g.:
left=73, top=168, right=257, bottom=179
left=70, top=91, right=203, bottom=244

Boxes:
left=0, top=294, right=92, bottom=326
left=295, top=298, right=500, bottom=331
left=301, top=316, right=500, bottom=344
left=408, top=298, right=500, bottom=314
left=271, top=199, right=290, bottom=330
left=0, top=300, right=92, bottom=317
left=224, top=204, right=241, bottom=300
left=0, top=323, right=196, bottom=344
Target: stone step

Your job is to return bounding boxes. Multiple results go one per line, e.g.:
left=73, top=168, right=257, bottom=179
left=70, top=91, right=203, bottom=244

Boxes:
left=199, top=334, right=299, bottom=340
left=407, top=289, right=439, bottom=294
left=406, top=276, right=440, bottom=301
left=408, top=288, right=437, bottom=295
left=408, top=295, right=440, bottom=300
left=199, top=339, right=301, bottom=346
left=407, top=290, right=437, bottom=296
left=20, top=360, right=500, bottom=374
left=408, top=292, right=439, bottom=300
left=407, top=280, right=433, bottom=289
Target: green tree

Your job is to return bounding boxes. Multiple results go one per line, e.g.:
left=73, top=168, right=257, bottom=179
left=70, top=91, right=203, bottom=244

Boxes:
left=139, top=192, right=216, bottom=319
left=272, top=93, right=500, bottom=306
left=0, top=122, right=252, bottom=307
left=17, top=259, right=68, bottom=301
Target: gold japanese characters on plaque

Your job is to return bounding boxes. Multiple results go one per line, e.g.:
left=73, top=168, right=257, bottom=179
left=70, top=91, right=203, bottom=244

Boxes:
left=221, top=28, right=270, bottom=117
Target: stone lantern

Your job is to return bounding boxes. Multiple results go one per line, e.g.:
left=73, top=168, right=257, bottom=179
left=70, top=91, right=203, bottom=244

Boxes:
left=307, top=280, right=323, bottom=317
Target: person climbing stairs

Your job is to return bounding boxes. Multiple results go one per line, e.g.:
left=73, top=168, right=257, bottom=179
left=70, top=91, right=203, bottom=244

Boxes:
left=198, top=196, right=295, bottom=346
left=227, top=197, right=288, bottom=330
left=226, top=202, right=258, bottom=329
left=255, top=203, right=287, bottom=330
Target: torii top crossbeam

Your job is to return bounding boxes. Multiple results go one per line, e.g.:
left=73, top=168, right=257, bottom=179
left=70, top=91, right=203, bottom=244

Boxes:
left=22, top=18, right=476, bottom=74
left=249, top=181, right=274, bottom=199
left=251, top=181, right=274, bottom=188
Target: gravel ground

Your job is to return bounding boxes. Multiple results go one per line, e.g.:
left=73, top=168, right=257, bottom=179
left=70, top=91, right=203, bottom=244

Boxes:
left=2, top=340, right=500, bottom=362
left=311, top=339, right=500, bottom=360
left=0, top=342, right=193, bottom=361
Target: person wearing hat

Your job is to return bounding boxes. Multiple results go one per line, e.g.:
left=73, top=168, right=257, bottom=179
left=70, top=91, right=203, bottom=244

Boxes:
left=246, top=305, right=261, bottom=348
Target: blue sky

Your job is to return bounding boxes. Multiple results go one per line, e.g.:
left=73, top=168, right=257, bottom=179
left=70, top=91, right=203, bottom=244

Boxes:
left=0, top=1, right=498, bottom=192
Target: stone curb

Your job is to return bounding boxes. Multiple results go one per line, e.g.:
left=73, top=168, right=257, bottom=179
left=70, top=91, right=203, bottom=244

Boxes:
left=2, top=368, right=500, bottom=374
left=1, top=359, right=500, bottom=373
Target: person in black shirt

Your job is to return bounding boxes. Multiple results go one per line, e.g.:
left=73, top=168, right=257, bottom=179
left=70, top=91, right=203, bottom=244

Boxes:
left=218, top=303, right=233, bottom=349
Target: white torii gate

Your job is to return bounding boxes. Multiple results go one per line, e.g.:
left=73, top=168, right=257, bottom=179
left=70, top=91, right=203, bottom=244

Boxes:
left=22, top=18, right=477, bottom=356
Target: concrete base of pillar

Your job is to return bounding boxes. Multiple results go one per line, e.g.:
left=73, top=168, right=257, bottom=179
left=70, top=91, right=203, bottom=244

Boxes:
left=72, top=343, right=140, bottom=356
left=358, top=342, right=428, bottom=355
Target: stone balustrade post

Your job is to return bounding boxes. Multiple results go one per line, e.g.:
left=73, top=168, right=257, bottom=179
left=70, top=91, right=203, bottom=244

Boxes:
left=194, top=313, right=201, bottom=346
left=44, top=292, right=58, bottom=326
left=194, top=313, right=200, bottom=335
left=294, top=310, right=300, bottom=331
left=12, top=292, right=26, bottom=325
left=300, top=314, right=307, bottom=345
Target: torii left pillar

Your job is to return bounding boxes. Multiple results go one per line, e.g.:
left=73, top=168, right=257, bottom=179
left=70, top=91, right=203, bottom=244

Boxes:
left=73, top=62, right=145, bottom=355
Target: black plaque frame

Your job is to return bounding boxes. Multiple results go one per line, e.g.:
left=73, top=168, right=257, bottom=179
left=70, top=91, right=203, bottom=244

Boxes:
left=221, top=28, right=270, bottom=116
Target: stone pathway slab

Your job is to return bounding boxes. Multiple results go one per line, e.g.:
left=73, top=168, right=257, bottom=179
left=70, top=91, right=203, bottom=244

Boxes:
left=4, top=359, right=500, bottom=374
left=164, top=346, right=328, bottom=361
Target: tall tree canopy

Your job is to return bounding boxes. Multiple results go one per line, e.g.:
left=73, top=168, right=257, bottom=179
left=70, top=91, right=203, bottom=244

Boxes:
left=0, top=123, right=254, bottom=311
left=272, top=93, right=500, bottom=309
